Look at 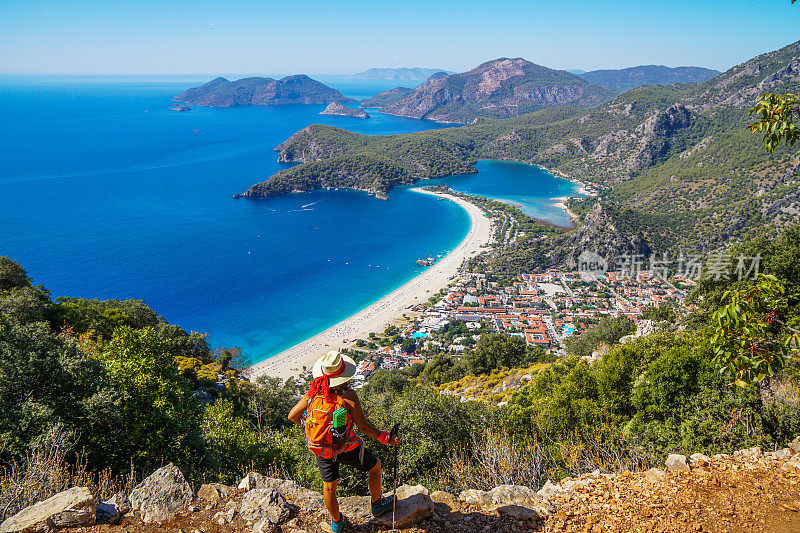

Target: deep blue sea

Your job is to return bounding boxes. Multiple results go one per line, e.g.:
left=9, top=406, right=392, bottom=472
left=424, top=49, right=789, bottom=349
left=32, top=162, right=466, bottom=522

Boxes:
left=0, top=75, right=579, bottom=364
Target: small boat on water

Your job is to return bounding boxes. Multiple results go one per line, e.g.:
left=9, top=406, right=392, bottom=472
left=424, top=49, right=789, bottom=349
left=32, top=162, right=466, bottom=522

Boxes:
left=170, top=105, right=191, bottom=112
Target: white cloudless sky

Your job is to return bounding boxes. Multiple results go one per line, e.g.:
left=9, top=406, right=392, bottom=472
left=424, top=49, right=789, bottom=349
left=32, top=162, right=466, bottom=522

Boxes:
left=1, top=0, right=798, bottom=75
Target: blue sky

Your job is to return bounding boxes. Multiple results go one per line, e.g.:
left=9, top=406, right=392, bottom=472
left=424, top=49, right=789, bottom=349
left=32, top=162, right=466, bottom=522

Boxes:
left=1, top=0, right=798, bottom=75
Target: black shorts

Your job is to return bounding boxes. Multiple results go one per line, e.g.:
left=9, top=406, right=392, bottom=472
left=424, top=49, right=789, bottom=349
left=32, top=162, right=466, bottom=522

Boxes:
left=316, top=445, right=379, bottom=483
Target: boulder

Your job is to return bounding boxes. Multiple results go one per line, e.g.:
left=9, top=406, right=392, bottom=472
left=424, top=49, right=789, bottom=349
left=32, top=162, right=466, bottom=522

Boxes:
left=198, top=483, right=235, bottom=502
left=789, top=436, right=800, bottom=454
left=536, top=480, right=560, bottom=500
left=96, top=492, right=131, bottom=525
left=236, top=474, right=322, bottom=512
left=644, top=468, right=666, bottom=483
left=488, top=485, right=552, bottom=517
left=733, top=446, right=763, bottom=459
left=665, top=454, right=690, bottom=472
left=239, top=472, right=267, bottom=491
left=252, top=517, right=278, bottom=533
left=129, top=463, right=193, bottom=523
left=690, top=453, right=712, bottom=467
left=371, top=485, right=434, bottom=529
left=0, top=486, right=95, bottom=533
left=430, top=491, right=460, bottom=515
left=769, top=448, right=793, bottom=461
left=239, top=489, right=291, bottom=526
left=459, top=489, right=493, bottom=508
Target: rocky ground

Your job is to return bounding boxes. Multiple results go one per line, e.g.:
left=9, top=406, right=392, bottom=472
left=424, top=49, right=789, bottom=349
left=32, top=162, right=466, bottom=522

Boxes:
left=6, top=439, right=800, bottom=533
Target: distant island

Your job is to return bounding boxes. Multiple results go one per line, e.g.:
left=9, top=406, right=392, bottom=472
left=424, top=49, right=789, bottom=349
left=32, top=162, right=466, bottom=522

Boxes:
left=350, top=67, right=454, bottom=82
left=174, top=76, right=357, bottom=107
left=360, top=86, right=415, bottom=108
left=376, top=58, right=615, bottom=123
left=235, top=39, right=800, bottom=258
left=320, top=102, right=369, bottom=118
left=579, top=65, right=721, bottom=92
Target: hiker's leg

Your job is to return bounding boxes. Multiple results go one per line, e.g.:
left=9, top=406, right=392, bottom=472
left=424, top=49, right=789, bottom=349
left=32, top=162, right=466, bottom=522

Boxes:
left=323, top=480, right=340, bottom=521
left=368, top=458, right=382, bottom=503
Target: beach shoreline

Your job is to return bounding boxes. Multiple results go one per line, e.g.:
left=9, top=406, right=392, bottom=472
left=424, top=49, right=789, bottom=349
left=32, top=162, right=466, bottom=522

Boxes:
left=244, top=188, right=494, bottom=381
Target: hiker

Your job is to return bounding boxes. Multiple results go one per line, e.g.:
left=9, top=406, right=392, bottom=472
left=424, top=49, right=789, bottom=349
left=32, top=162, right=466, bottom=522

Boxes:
left=288, top=350, right=400, bottom=533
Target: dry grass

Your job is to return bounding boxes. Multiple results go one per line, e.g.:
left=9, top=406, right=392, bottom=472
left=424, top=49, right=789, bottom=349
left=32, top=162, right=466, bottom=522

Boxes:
left=0, top=429, right=136, bottom=522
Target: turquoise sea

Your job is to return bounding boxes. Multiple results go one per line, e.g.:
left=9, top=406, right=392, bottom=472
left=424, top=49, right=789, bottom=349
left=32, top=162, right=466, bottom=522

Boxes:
left=0, top=75, right=579, bottom=364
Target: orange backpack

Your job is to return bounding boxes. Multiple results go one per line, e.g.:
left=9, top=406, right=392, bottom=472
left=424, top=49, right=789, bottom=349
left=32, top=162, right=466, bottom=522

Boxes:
left=304, top=394, right=361, bottom=459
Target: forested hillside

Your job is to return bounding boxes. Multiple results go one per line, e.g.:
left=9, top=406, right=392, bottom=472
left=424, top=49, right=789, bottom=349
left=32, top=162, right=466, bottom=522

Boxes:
left=241, top=40, right=800, bottom=262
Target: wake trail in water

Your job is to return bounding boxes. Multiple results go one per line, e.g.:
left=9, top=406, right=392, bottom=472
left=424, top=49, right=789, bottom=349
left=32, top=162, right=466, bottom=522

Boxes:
left=301, top=200, right=320, bottom=208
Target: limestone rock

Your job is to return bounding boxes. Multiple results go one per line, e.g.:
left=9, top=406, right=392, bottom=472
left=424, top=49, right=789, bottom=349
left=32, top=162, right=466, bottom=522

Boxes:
left=536, top=480, right=559, bottom=500
left=238, top=472, right=267, bottom=490
left=789, top=436, right=800, bottom=454
left=252, top=517, right=278, bottom=533
left=129, top=463, right=193, bottom=523
left=371, top=485, right=434, bottom=529
left=770, top=448, right=793, bottom=461
left=644, top=468, right=666, bottom=483
left=665, top=454, right=690, bottom=471
left=96, top=492, right=131, bottom=525
left=0, top=486, right=95, bottom=533
left=690, top=453, right=712, bottom=467
left=430, top=491, right=459, bottom=515
left=236, top=474, right=323, bottom=512
left=734, top=446, right=763, bottom=459
left=459, top=488, right=493, bottom=508
left=197, top=483, right=235, bottom=502
left=239, top=489, right=291, bottom=525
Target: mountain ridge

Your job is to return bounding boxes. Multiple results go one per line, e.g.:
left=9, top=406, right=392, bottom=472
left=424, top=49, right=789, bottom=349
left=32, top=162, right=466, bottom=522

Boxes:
left=579, top=65, right=720, bottom=92
left=174, top=75, right=357, bottom=107
left=238, top=40, right=800, bottom=258
left=350, top=67, right=454, bottom=81
left=378, top=57, right=616, bottom=123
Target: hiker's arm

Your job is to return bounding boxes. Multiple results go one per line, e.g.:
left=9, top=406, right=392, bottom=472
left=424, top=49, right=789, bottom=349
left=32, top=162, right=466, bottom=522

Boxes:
left=344, top=391, right=399, bottom=446
left=287, top=395, right=309, bottom=426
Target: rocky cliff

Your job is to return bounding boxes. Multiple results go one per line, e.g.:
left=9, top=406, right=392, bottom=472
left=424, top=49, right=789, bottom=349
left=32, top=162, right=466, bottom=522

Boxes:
left=319, top=102, right=369, bottom=119
left=379, top=58, right=615, bottom=123
left=174, top=76, right=357, bottom=107
left=6, top=438, right=800, bottom=533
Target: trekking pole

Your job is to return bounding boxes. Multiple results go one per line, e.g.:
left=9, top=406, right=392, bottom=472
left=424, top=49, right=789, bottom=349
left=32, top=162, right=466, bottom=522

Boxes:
left=389, top=422, right=400, bottom=532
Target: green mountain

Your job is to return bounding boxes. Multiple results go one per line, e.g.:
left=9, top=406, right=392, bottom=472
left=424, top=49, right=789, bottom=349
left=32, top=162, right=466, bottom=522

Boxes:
left=239, top=40, right=800, bottom=261
left=360, top=86, right=415, bottom=108
left=174, top=76, right=357, bottom=107
left=379, top=58, right=616, bottom=123
left=579, top=65, right=720, bottom=92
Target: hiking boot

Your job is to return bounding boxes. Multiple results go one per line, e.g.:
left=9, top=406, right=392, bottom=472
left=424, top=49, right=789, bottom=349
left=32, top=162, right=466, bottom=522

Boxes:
left=371, top=495, right=395, bottom=517
left=331, top=513, right=348, bottom=533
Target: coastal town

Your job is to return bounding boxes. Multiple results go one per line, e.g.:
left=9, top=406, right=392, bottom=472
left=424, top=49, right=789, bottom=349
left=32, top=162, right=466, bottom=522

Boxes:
left=298, top=264, right=694, bottom=388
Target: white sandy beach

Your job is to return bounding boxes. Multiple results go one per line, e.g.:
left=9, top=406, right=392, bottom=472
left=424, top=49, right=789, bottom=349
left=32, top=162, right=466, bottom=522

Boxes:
left=245, top=188, right=494, bottom=381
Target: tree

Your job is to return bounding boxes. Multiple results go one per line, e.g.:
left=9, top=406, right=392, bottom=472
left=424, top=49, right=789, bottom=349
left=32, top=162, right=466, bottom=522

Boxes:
left=710, top=274, right=799, bottom=386
left=89, top=326, right=202, bottom=472
left=0, top=257, right=31, bottom=292
left=248, top=376, right=296, bottom=436
left=467, top=333, right=528, bottom=375
left=400, top=338, right=416, bottom=354
left=749, top=92, right=799, bottom=151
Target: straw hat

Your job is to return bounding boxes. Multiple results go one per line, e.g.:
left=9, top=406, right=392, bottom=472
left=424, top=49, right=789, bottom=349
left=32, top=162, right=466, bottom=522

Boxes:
left=312, top=350, right=356, bottom=387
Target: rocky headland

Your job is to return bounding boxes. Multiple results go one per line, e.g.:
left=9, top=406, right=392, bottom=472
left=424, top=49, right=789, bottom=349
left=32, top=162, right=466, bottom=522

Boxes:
left=174, top=76, right=357, bottom=107
left=319, top=102, right=369, bottom=119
